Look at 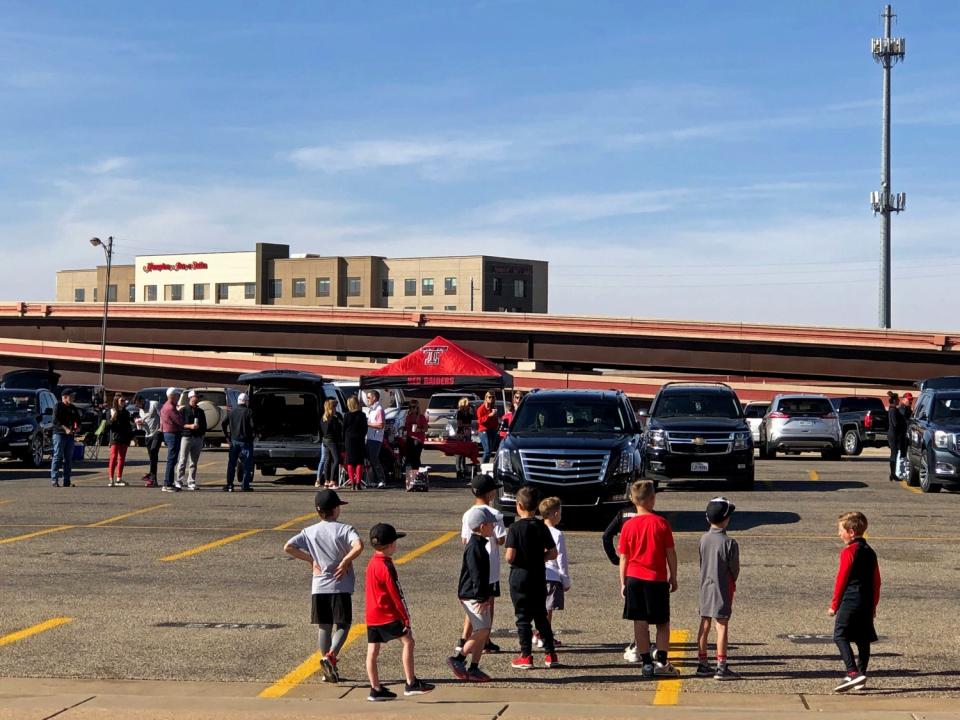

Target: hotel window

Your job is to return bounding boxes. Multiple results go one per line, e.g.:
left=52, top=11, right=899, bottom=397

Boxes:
left=167, top=284, right=183, bottom=301
left=492, top=277, right=503, bottom=296
left=316, top=277, right=330, bottom=297
left=514, top=279, right=526, bottom=298
left=144, top=285, right=157, bottom=302
left=444, top=277, right=457, bottom=295
left=217, top=283, right=229, bottom=301
left=244, top=282, right=256, bottom=300
left=107, top=284, right=118, bottom=302
left=421, top=278, right=434, bottom=296
left=404, top=278, right=416, bottom=296
left=382, top=279, right=394, bottom=297
left=74, top=288, right=85, bottom=303
left=444, top=305, right=457, bottom=311
left=128, top=284, right=136, bottom=302
left=193, top=283, right=208, bottom=301
left=347, top=277, right=361, bottom=297
left=422, top=305, right=434, bottom=310
left=292, top=278, right=306, bottom=298
left=93, top=287, right=98, bottom=302
left=269, top=279, right=281, bottom=299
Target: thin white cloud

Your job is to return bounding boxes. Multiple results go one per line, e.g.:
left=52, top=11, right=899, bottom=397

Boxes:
left=476, top=190, right=688, bottom=225
left=287, top=139, right=509, bottom=173
left=83, top=156, right=132, bottom=175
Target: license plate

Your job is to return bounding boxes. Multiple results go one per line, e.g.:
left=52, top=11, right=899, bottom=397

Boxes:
left=691, top=462, right=709, bottom=472
left=798, top=421, right=813, bottom=426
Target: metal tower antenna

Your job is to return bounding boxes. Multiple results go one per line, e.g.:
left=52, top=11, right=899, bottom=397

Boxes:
left=870, top=4, right=906, bottom=329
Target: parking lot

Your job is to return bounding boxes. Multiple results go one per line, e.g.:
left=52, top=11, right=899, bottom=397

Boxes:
left=2, top=445, right=959, bottom=709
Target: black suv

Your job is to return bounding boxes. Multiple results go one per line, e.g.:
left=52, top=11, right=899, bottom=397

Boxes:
left=641, top=382, right=754, bottom=489
left=905, top=379, right=960, bottom=493
left=493, top=390, right=640, bottom=519
left=0, top=388, right=57, bottom=467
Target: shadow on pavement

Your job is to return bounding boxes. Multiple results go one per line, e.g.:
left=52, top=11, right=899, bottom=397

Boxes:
left=661, top=510, right=801, bottom=532
left=759, top=480, right=868, bottom=492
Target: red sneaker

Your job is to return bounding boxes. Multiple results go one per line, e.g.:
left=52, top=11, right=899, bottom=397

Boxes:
left=511, top=655, right=534, bottom=670
left=544, top=652, right=560, bottom=668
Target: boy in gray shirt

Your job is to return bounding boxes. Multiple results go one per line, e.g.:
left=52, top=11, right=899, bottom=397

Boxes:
left=696, top=497, right=740, bottom=681
left=284, top=489, right=364, bottom=683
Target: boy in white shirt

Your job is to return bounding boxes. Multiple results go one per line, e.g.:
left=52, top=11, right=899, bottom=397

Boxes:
left=458, top=473, right=507, bottom=655
left=537, top=496, right=571, bottom=647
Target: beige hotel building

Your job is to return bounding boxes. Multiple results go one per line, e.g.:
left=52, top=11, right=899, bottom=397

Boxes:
left=56, top=243, right=548, bottom=313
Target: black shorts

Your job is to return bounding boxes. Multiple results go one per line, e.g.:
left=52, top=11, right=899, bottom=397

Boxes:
left=311, top=593, right=352, bottom=626
left=367, top=620, right=408, bottom=644
left=490, top=581, right=501, bottom=598
left=623, top=577, right=670, bottom=624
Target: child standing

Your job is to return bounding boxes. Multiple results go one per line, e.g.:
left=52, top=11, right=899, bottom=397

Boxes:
left=696, top=497, right=741, bottom=680
left=505, top=486, right=559, bottom=669
left=618, top=480, right=678, bottom=680
left=283, top=490, right=364, bottom=684
left=602, top=505, right=644, bottom=663
left=829, top=511, right=881, bottom=693
left=457, top=474, right=507, bottom=655
left=538, top=496, right=570, bottom=648
left=448, top=506, right=497, bottom=683
left=364, top=523, right=434, bottom=701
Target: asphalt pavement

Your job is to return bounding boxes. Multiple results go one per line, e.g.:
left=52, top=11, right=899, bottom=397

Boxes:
left=1, top=444, right=959, bottom=719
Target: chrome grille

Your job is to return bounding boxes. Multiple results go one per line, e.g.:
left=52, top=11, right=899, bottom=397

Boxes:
left=519, top=449, right=610, bottom=486
left=665, top=431, right=732, bottom=455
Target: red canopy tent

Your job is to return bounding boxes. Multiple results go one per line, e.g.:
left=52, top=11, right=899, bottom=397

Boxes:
left=359, top=336, right=512, bottom=391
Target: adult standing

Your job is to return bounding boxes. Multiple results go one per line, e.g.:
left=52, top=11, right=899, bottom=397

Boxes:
left=342, top=396, right=368, bottom=489
left=886, top=392, right=906, bottom=482
left=318, top=398, right=343, bottom=489
left=106, top=393, right=134, bottom=487
left=177, top=390, right=207, bottom=491
left=362, top=390, right=387, bottom=488
left=900, top=392, right=914, bottom=424
left=501, top=390, right=523, bottom=439
left=160, top=388, right=184, bottom=493
left=404, top=400, right=428, bottom=472
left=135, top=396, right=162, bottom=487
left=225, top=392, right=256, bottom=492
left=51, top=388, right=82, bottom=487
left=476, top=392, right=500, bottom=463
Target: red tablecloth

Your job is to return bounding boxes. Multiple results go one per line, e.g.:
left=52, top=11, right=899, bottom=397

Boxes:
left=424, top=438, right=480, bottom=465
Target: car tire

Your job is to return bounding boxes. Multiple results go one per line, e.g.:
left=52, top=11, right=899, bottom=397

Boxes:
left=919, top=449, right=942, bottom=493
left=842, top=429, right=862, bottom=456
left=18, top=433, right=45, bottom=468
left=260, top=465, right=276, bottom=477
left=907, top=453, right=920, bottom=487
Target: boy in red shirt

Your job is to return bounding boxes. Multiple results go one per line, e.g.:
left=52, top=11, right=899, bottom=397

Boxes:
left=364, top=523, right=434, bottom=701
left=618, top=480, right=678, bottom=680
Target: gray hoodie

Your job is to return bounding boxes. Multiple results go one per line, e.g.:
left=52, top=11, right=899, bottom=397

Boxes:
left=139, top=400, right=161, bottom=438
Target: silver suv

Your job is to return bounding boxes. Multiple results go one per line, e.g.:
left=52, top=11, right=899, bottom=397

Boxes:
left=758, top=394, right=842, bottom=460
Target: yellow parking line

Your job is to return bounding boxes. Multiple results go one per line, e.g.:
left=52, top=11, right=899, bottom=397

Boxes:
left=0, top=617, right=73, bottom=647
left=0, top=525, right=75, bottom=546
left=395, top=530, right=458, bottom=565
left=86, top=503, right=169, bottom=527
left=273, top=513, right=318, bottom=531
left=808, top=470, right=820, bottom=481
left=258, top=625, right=366, bottom=698
left=0, top=500, right=12, bottom=507
left=160, top=529, right=263, bottom=562
left=899, top=480, right=922, bottom=495
left=652, top=629, right=690, bottom=706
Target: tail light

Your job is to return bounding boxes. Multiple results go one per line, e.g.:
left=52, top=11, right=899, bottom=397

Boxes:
left=863, top=411, right=872, bottom=429
left=822, top=413, right=837, bottom=420
left=768, top=411, right=790, bottom=419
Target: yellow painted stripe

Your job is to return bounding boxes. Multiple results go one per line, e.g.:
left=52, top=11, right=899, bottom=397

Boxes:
left=0, top=617, right=73, bottom=647
left=652, top=629, right=690, bottom=706
left=0, top=525, right=75, bottom=546
left=900, top=480, right=922, bottom=495
left=87, top=503, right=169, bottom=527
left=395, top=530, right=458, bottom=565
left=160, top=529, right=263, bottom=562
left=808, top=470, right=820, bottom=481
left=258, top=624, right=366, bottom=698
left=0, top=500, right=13, bottom=507
left=273, top=513, right=317, bottom=531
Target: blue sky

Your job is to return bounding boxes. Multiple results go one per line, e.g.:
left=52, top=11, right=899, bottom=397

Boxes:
left=2, top=0, right=959, bottom=330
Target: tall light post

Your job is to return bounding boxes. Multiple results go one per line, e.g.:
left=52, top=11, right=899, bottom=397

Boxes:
left=89, top=236, right=114, bottom=389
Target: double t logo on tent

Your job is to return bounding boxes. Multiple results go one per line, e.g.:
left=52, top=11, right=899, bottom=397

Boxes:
left=421, top=346, right=448, bottom=366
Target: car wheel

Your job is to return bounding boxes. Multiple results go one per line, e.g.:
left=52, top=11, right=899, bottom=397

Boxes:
left=842, top=429, right=862, bottom=456
left=919, top=450, right=941, bottom=493
left=907, top=453, right=920, bottom=486
left=18, top=433, right=45, bottom=468
left=260, top=465, right=276, bottom=477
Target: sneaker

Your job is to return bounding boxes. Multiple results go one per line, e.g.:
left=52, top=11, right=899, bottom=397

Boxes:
left=483, top=640, right=501, bottom=654
left=319, top=654, right=338, bottom=684
left=511, top=655, right=534, bottom=670
left=695, top=662, right=714, bottom=677
left=833, top=673, right=866, bottom=692
left=223, top=485, right=233, bottom=492
left=367, top=686, right=397, bottom=702
left=108, top=480, right=115, bottom=487
left=533, top=632, right=543, bottom=649
left=377, top=481, right=386, bottom=489
left=544, top=652, right=560, bottom=668
left=641, top=663, right=655, bottom=680
left=174, top=481, right=182, bottom=490
left=623, top=643, right=639, bottom=663
left=403, top=678, right=434, bottom=696
left=466, top=666, right=492, bottom=683
left=314, top=479, right=322, bottom=487
left=145, top=478, right=156, bottom=488
left=115, top=479, right=127, bottom=486
left=655, top=661, right=679, bottom=677
left=187, top=484, right=197, bottom=491
left=161, top=486, right=174, bottom=492
left=447, top=656, right=468, bottom=681
left=714, top=664, right=740, bottom=681
left=454, top=638, right=466, bottom=655
left=51, top=481, right=59, bottom=487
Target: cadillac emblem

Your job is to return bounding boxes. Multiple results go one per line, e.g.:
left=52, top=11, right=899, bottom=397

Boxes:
left=555, top=459, right=573, bottom=469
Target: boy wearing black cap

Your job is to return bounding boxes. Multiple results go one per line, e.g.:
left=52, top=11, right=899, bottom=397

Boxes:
left=457, top=473, right=507, bottom=655
left=365, top=523, right=434, bottom=701
left=696, top=497, right=741, bottom=680
left=284, top=490, right=363, bottom=684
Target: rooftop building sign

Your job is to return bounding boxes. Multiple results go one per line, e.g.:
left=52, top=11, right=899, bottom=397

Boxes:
left=142, top=261, right=210, bottom=273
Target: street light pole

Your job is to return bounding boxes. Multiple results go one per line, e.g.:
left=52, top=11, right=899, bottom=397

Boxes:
left=90, top=236, right=114, bottom=389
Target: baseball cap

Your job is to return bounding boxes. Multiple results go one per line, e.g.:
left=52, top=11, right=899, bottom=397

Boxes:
left=314, top=489, right=347, bottom=513
left=465, top=506, right=496, bottom=531
left=470, top=473, right=502, bottom=496
left=166, top=387, right=179, bottom=397
left=903, top=392, right=913, bottom=400
left=60, top=388, right=75, bottom=397
left=370, top=523, right=406, bottom=546
left=188, top=390, right=198, bottom=399
left=706, top=496, right=736, bottom=524
left=237, top=392, right=248, bottom=404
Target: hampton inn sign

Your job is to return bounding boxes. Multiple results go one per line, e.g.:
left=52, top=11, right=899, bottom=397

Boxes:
left=142, top=261, right=210, bottom=273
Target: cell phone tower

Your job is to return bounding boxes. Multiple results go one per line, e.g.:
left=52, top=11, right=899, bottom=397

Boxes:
left=870, top=5, right=906, bottom=329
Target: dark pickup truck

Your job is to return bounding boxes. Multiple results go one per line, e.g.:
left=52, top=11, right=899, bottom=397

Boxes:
left=830, top=397, right=889, bottom=456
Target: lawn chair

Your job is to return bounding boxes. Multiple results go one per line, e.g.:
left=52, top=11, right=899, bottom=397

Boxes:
left=84, top=418, right=109, bottom=460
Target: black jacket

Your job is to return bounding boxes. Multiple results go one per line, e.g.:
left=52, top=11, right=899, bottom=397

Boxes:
left=227, top=405, right=255, bottom=443
left=182, top=404, right=207, bottom=438
left=458, top=534, right=492, bottom=601
left=602, top=508, right=637, bottom=565
left=321, top=414, right=343, bottom=446
left=107, top=407, right=134, bottom=445
left=887, top=405, right=906, bottom=440
left=53, top=402, right=83, bottom=435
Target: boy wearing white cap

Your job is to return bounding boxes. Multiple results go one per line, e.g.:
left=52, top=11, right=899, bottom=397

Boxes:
left=696, top=496, right=741, bottom=680
left=225, top=392, right=256, bottom=492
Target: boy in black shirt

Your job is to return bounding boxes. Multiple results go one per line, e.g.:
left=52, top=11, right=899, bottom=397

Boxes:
left=505, top=486, right=559, bottom=669
left=448, top=506, right=496, bottom=683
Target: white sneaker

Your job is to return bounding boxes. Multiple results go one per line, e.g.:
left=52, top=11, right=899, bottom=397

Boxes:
left=174, top=481, right=183, bottom=490
left=115, top=479, right=127, bottom=486
left=834, top=674, right=866, bottom=692
left=187, top=484, right=197, bottom=491
left=108, top=480, right=115, bottom=487
left=377, top=481, right=386, bottom=489
left=654, top=661, right=679, bottom=676
left=624, top=643, right=639, bottom=663
left=534, top=633, right=544, bottom=649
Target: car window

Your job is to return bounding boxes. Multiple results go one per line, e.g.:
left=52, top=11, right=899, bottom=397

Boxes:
left=837, top=398, right=884, bottom=413
left=428, top=395, right=472, bottom=411
left=61, top=386, right=96, bottom=404
left=193, top=391, right=227, bottom=406
left=0, top=391, right=37, bottom=413
left=743, top=403, right=769, bottom=418
left=931, top=396, right=960, bottom=422
left=511, top=398, right=627, bottom=433
left=654, top=393, right=741, bottom=419
left=776, top=398, right=834, bottom=416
